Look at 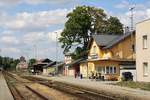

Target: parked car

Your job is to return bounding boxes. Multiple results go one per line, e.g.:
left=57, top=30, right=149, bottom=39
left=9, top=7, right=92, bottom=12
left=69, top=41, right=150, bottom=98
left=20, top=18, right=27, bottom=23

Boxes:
left=122, top=72, right=133, bottom=81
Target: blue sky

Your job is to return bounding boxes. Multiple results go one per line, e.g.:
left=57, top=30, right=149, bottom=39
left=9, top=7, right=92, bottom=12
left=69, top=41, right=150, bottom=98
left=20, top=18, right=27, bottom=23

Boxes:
left=0, top=0, right=149, bottom=61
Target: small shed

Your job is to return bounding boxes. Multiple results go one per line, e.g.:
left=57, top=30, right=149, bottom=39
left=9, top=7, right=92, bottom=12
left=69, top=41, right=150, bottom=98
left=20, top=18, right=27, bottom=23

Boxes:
left=33, top=58, right=52, bottom=74
left=43, top=61, right=56, bottom=75
left=45, top=62, right=65, bottom=75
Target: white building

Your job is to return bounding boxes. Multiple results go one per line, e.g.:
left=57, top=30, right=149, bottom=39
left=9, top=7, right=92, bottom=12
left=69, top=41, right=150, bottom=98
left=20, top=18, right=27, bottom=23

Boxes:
left=136, top=19, right=150, bottom=82
left=16, top=56, right=28, bottom=70
left=64, top=53, right=73, bottom=76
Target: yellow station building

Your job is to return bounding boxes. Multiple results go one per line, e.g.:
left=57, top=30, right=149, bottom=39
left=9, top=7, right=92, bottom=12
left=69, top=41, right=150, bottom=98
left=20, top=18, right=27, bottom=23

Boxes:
left=80, top=32, right=136, bottom=80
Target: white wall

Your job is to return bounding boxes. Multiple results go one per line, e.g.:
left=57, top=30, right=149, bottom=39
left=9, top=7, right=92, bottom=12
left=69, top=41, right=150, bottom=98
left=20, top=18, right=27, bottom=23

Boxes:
left=120, top=69, right=136, bottom=81
left=136, top=20, right=150, bottom=82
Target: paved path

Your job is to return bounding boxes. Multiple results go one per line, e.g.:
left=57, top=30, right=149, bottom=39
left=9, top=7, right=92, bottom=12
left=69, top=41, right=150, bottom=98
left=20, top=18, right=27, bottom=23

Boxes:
left=35, top=75, right=150, bottom=100
left=0, top=71, right=14, bottom=100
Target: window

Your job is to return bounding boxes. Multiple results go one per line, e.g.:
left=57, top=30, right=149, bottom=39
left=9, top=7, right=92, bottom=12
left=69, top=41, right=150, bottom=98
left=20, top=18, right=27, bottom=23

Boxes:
left=113, top=67, right=116, bottom=74
left=102, top=67, right=105, bottom=74
left=105, top=66, right=116, bottom=74
left=93, top=46, right=96, bottom=54
left=143, top=35, right=148, bottom=49
left=106, top=66, right=109, bottom=74
left=110, top=67, right=113, bottom=73
left=102, top=66, right=117, bottom=74
left=95, top=67, right=102, bottom=73
left=132, top=44, right=135, bottom=52
left=143, top=62, right=148, bottom=76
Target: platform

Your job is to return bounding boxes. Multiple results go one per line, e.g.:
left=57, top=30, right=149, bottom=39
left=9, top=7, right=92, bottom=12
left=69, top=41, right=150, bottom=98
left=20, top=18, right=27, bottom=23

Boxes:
left=0, top=72, right=14, bottom=100
left=34, top=75, right=150, bottom=100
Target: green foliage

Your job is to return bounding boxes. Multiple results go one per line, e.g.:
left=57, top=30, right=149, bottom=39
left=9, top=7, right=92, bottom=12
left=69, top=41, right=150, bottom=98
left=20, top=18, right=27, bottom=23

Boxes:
left=116, top=81, right=150, bottom=91
left=0, top=56, right=19, bottom=71
left=71, top=47, right=88, bottom=60
left=59, top=6, right=92, bottom=53
left=28, top=58, right=36, bottom=68
left=59, top=6, right=123, bottom=59
left=107, top=16, right=123, bottom=35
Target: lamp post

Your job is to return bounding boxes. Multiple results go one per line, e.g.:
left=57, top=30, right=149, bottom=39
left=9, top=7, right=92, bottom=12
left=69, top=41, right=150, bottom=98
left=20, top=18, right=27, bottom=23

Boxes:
left=55, top=32, right=58, bottom=74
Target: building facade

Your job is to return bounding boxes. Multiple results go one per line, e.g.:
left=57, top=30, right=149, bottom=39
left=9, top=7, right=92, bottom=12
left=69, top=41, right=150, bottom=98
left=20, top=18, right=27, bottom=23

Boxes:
left=64, top=54, right=73, bottom=76
left=136, top=19, right=150, bottom=82
left=80, top=33, right=135, bottom=80
left=16, top=56, right=28, bottom=70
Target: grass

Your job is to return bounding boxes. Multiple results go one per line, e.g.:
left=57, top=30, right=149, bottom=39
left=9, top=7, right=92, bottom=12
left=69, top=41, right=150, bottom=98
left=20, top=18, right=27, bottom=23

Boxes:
left=115, top=81, right=150, bottom=91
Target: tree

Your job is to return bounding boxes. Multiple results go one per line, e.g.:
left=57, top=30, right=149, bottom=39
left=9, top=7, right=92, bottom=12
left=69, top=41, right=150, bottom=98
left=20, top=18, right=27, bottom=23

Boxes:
left=28, top=58, right=36, bottom=68
left=59, top=6, right=92, bottom=53
left=0, top=56, right=19, bottom=70
left=106, top=16, right=123, bottom=35
left=59, top=6, right=123, bottom=59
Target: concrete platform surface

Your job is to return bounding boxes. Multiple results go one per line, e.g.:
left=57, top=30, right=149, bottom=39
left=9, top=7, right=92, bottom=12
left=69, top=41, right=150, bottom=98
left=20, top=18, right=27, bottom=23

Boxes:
left=35, top=75, right=150, bottom=100
left=0, top=72, right=14, bottom=100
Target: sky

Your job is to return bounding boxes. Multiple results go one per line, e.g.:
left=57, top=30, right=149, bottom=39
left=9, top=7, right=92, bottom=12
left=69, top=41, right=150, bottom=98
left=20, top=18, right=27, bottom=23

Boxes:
left=0, top=0, right=150, bottom=61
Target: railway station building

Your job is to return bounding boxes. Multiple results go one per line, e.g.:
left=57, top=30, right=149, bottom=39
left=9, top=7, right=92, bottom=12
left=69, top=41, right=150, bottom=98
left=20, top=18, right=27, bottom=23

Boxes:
left=80, top=32, right=136, bottom=80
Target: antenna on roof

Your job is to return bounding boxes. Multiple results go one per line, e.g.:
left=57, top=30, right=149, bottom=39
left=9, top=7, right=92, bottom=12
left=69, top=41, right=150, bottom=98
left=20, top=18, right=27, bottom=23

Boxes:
left=129, top=5, right=135, bottom=31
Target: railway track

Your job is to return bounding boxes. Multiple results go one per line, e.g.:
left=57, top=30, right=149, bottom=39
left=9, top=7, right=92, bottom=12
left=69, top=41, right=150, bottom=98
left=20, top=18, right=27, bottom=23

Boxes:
left=4, top=72, right=48, bottom=100
left=23, top=76, right=118, bottom=100
left=4, top=72, right=119, bottom=100
left=4, top=72, right=81, bottom=100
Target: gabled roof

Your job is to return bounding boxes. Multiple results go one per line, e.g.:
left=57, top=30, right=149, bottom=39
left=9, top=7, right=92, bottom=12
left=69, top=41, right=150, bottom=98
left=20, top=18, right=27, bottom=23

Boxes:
left=66, top=58, right=86, bottom=67
left=39, top=58, right=52, bottom=63
left=53, top=62, right=65, bottom=68
left=43, top=61, right=56, bottom=68
left=88, top=32, right=135, bottom=50
left=103, top=32, right=134, bottom=49
left=92, top=35, right=120, bottom=46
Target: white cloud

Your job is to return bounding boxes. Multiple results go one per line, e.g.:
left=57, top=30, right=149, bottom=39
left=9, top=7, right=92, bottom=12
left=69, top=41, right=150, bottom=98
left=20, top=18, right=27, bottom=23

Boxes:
left=0, top=0, right=76, bottom=7
left=0, top=0, right=20, bottom=6
left=114, top=0, right=150, bottom=27
left=48, top=29, right=62, bottom=42
left=115, top=0, right=130, bottom=9
left=24, top=0, right=75, bottom=5
left=0, top=35, right=19, bottom=45
left=146, top=9, right=150, bottom=18
left=2, top=9, right=69, bottom=31
left=1, top=30, right=14, bottom=35
left=2, top=47, right=21, bottom=54
left=23, top=32, right=47, bottom=44
left=1, top=47, right=21, bottom=58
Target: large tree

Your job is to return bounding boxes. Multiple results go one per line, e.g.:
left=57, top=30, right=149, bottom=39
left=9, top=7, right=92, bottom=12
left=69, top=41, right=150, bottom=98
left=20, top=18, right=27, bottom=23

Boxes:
left=59, top=6, right=123, bottom=59
left=106, top=16, right=123, bottom=35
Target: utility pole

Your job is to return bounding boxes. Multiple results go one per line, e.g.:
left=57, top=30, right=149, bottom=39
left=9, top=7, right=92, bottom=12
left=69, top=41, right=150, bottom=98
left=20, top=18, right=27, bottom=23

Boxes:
left=55, top=32, right=58, bottom=74
left=129, top=6, right=135, bottom=61
left=129, top=6, right=135, bottom=31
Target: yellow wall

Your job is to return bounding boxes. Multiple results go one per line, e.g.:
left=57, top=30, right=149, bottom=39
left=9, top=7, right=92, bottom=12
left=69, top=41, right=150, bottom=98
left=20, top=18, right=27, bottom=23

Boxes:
left=110, top=34, right=135, bottom=59
left=87, top=60, right=120, bottom=79
left=89, top=34, right=135, bottom=60
left=86, top=35, right=135, bottom=80
left=89, top=40, right=103, bottom=58
left=80, top=63, right=88, bottom=77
